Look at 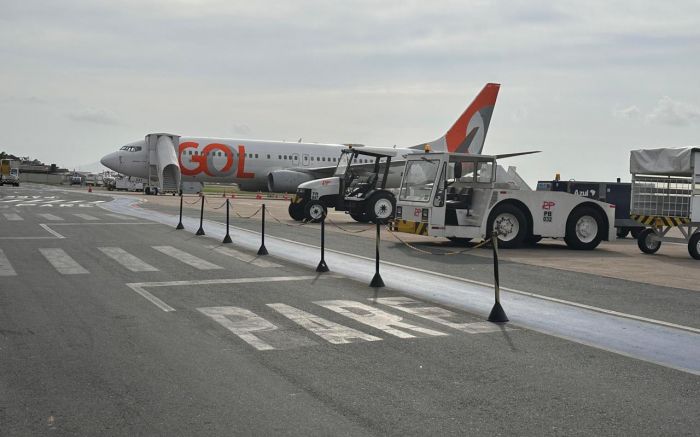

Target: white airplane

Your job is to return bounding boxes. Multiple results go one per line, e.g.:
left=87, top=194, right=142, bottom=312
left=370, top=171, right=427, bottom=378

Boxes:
left=100, top=83, right=500, bottom=193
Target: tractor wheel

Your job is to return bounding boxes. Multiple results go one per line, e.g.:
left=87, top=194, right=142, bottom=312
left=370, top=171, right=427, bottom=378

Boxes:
left=486, top=203, right=528, bottom=249
left=564, top=206, right=604, bottom=250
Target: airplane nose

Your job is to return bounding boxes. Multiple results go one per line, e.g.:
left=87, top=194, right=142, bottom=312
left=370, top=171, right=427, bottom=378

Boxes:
left=100, top=152, right=120, bottom=171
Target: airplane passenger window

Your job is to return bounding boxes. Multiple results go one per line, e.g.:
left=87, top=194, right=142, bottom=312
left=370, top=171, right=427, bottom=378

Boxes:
left=316, top=157, right=320, bottom=161
left=267, top=154, right=271, bottom=159
left=322, top=157, right=326, bottom=161
left=278, top=155, right=282, bottom=159
left=255, top=154, right=258, bottom=158
left=284, top=155, right=288, bottom=159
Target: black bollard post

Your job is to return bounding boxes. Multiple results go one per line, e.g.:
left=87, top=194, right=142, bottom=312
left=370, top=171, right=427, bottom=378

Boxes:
left=195, top=195, right=205, bottom=236
left=176, top=193, right=184, bottom=230
left=257, top=203, right=268, bottom=255
left=488, top=230, right=508, bottom=323
left=316, top=213, right=329, bottom=272
left=369, top=221, right=385, bottom=288
left=223, top=198, right=232, bottom=244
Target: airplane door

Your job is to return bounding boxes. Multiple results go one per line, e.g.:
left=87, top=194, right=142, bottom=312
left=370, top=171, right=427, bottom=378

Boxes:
left=292, top=153, right=300, bottom=167
left=302, top=154, right=310, bottom=167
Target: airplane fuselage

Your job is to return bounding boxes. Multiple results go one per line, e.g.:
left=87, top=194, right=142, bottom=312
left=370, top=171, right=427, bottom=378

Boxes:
left=105, top=137, right=373, bottom=191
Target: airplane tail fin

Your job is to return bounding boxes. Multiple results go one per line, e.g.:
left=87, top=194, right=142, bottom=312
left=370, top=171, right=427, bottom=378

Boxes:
left=411, top=83, right=500, bottom=154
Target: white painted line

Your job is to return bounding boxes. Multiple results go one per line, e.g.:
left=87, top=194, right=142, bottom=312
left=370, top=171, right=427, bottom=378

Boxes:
left=268, top=303, right=382, bottom=344
left=39, top=224, right=66, bottom=239
left=36, top=213, right=63, bottom=221
left=3, top=213, right=23, bottom=221
left=210, top=245, right=281, bottom=268
left=73, top=213, right=100, bottom=221
left=103, top=213, right=135, bottom=220
left=41, top=200, right=64, bottom=204
left=0, top=224, right=65, bottom=240
left=126, top=283, right=176, bottom=312
left=39, top=248, right=89, bottom=274
left=151, top=246, right=223, bottom=270
left=315, top=300, right=448, bottom=339
left=374, top=297, right=510, bottom=334
left=98, top=247, right=159, bottom=272
left=0, top=249, right=17, bottom=276
left=126, top=275, right=327, bottom=311
left=47, top=222, right=158, bottom=226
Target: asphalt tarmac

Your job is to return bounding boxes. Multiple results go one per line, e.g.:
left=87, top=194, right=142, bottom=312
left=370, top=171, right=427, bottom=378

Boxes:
left=1, top=185, right=698, bottom=436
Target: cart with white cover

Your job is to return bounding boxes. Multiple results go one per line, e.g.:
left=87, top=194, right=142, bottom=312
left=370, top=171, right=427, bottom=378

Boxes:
left=630, top=147, right=700, bottom=259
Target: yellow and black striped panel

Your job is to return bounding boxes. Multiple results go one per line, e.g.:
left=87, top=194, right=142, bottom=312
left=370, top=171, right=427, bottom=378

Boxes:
left=630, top=214, right=691, bottom=227
left=392, top=220, right=428, bottom=236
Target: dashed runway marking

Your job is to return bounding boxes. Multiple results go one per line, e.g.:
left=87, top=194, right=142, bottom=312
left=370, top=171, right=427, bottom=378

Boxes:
left=210, top=245, right=281, bottom=268
left=152, top=246, right=223, bottom=270
left=103, top=213, right=135, bottom=220
left=73, top=213, right=100, bottom=221
left=39, top=248, right=89, bottom=275
left=0, top=249, right=17, bottom=276
left=98, top=247, right=159, bottom=272
left=36, top=213, right=63, bottom=221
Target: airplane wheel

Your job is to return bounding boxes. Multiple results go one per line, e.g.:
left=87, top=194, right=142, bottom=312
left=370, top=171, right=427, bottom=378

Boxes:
left=367, top=192, right=395, bottom=224
left=688, top=232, right=700, bottom=260
left=288, top=203, right=305, bottom=221
left=637, top=228, right=661, bottom=254
left=304, top=201, right=326, bottom=223
left=565, top=206, right=603, bottom=250
left=486, top=203, right=527, bottom=249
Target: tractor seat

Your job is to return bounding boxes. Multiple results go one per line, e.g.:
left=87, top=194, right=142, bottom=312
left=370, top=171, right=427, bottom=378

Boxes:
left=445, top=187, right=473, bottom=210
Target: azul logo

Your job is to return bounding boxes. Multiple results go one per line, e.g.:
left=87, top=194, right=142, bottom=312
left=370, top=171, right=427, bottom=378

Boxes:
left=573, top=189, right=597, bottom=198
left=178, top=142, right=255, bottom=179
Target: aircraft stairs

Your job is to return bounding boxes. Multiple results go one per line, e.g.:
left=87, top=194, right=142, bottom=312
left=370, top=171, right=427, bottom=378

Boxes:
left=145, top=133, right=182, bottom=194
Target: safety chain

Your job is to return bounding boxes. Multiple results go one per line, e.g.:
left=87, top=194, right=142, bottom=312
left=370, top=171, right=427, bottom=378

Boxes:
left=208, top=198, right=228, bottom=210
left=183, top=196, right=202, bottom=205
left=384, top=224, right=492, bottom=256
left=234, top=207, right=263, bottom=219
left=265, top=208, right=312, bottom=227
left=325, top=216, right=375, bottom=234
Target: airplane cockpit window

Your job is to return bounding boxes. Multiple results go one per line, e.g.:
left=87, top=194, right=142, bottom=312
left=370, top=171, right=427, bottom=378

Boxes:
left=119, top=146, right=142, bottom=152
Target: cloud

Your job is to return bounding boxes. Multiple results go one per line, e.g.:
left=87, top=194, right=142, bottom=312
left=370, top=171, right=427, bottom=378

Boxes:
left=646, top=96, right=700, bottom=126
left=613, top=105, right=641, bottom=119
left=67, top=107, right=120, bottom=125
left=232, top=123, right=251, bottom=135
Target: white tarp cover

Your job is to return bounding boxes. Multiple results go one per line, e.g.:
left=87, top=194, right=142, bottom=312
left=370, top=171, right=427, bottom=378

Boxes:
left=629, top=147, right=699, bottom=176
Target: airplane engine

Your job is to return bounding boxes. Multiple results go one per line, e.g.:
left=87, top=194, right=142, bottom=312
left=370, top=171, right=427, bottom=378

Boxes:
left=267, top=170, right=314, bottom=193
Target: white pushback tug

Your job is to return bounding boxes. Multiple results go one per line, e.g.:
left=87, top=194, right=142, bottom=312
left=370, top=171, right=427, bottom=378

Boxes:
left=392, top=151, right=616, bottom=249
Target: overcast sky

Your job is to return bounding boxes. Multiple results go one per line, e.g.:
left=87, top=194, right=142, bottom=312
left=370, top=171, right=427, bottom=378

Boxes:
left=1, top=0, right=699, bottom=184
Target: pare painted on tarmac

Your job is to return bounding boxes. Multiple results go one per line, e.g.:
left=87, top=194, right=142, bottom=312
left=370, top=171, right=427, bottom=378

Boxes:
left=197, top=297, right=510, bottom=351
